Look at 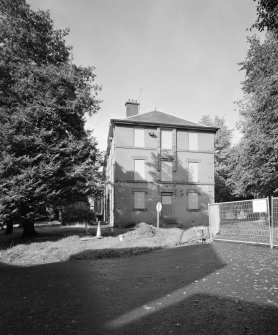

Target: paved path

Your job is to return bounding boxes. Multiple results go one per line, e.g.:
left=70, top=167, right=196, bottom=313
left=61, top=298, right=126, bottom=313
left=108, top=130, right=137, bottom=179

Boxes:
left=1, top=242, right=278, bottom=334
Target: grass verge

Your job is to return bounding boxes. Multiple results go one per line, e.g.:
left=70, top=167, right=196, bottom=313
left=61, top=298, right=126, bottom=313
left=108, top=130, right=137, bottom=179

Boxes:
left=0, top=223, right=209, bottom=266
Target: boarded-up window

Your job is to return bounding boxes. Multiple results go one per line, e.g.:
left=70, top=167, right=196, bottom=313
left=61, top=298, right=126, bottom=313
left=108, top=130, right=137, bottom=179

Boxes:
left=189, top=132, right=198, bottom=150
left=134, top=159, right=145, bottom=180
left=134, top=192, right=145, bottom=209
left=161, top=193, right=172, bottom=217
left=161, top=161, right=172, bottom=181
left=188, top=192, right=199, bottom=210
left=134, top=128, right=145, bottom=147
left=161, top=129, right=172, bottom=149
left=188, top=162, right=198, bottom=183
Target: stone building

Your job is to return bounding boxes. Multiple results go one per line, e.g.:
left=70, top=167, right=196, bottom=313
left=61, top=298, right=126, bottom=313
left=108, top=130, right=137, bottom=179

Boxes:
left=104, top=100, right=218, bottom=228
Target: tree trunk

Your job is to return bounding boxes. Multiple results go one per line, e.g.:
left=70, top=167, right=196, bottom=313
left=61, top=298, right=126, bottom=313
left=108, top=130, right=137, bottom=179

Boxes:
left=22, top=221, right=37, bottom=237
left=54, top=207, right=60, bottom=221
left=5, top=222, right=13, bottom=235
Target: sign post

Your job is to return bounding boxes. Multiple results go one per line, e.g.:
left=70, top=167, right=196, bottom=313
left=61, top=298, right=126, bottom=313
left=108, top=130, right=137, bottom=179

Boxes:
left=156, top=202, right=162, bottom=228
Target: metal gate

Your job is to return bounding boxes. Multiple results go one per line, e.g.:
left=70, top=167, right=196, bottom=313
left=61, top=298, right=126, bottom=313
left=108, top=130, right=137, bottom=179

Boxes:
left=209, top=198, right=272, bottom=247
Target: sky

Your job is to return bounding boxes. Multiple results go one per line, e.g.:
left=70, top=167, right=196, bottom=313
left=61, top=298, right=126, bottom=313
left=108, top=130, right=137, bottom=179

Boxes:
left=28, top=0, right=258, bottom=151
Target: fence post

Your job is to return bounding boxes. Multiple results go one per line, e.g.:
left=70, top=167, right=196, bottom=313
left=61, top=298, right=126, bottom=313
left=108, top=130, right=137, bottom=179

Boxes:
left=270, top=196, right=274, bottom=249
left=268, top=196, right=273, bottom=249
left=208, top=204, right=212, bottom=240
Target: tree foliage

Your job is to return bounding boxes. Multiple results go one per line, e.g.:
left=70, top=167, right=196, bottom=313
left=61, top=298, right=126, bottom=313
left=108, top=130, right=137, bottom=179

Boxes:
left=232, top=34, right=278, bottom=197
left=253, top=0, right=278, bottom=33
left=199, top=115, right=234, bottom=202
left=0, top=0, right=102, bottom=236
left=231, top=31, right=278, bottom=197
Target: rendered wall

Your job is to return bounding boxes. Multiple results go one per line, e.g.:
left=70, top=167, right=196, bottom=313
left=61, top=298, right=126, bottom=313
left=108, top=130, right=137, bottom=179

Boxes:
left=109, top=124, right=216, bottom=228
left=114, top=182, right=214, bottom=228
left=114, top=150, right=214, bottom=184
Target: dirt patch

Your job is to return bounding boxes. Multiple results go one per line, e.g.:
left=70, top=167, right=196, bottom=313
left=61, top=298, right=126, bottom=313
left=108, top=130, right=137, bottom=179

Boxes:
left=117, top=223, right=183, bottom=247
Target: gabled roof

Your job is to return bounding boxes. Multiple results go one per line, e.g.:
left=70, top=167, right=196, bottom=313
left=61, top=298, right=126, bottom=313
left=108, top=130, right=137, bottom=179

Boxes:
left=111, top=110, right=218, bottom=132
left=126, top=110, right=204, bottom=127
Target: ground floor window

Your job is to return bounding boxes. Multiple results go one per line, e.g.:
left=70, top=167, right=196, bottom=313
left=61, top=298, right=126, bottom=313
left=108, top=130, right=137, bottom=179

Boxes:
left=161, top=192, right=172, bottom=217
left=188, top=192, right=199, bottom=210
left=133, top=191, right=145, bottom=210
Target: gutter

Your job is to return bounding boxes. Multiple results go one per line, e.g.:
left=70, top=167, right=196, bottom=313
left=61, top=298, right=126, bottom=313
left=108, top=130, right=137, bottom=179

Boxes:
left=111, top=119, right=219, bottom=133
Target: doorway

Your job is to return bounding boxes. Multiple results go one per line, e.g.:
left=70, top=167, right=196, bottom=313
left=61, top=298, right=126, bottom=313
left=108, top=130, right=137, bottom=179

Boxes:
left=161, top=193, right=172, bottom=218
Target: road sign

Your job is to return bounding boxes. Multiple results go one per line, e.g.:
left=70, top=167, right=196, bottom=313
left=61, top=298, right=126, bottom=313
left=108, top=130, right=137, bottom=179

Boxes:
left=156, top=202, right=162, bottom=213
left=156, top=202, right=162, bottom=229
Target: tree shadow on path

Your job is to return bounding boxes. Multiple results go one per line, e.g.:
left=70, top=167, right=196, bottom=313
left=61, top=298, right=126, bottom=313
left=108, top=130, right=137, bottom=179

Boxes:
left=0, top=242, right=278, bottom=334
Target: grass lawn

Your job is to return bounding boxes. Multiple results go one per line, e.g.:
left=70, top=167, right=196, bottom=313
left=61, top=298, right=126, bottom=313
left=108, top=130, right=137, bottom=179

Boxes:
left=0, top=222, right=206, bottom=266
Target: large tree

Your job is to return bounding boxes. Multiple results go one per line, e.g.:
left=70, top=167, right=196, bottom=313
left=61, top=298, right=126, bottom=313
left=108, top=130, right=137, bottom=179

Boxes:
left=0, top=0, right=102, bottom=236
left=199, top=115, right=234, bottom=202
left=253, top=0, right=278, bottom=33
left=230, top=1, right=278, bottom=198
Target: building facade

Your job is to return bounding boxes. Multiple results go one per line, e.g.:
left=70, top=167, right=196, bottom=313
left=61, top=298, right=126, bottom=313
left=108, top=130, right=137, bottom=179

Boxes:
left=104, top=100, right=218, bottom=228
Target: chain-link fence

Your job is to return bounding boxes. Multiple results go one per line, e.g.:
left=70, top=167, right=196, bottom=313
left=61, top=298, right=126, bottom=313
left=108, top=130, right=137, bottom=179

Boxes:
left=209, top=198, right=271, bottom=247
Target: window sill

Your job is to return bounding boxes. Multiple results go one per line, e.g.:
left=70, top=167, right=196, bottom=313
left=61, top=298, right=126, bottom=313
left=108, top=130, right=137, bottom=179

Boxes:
left=133, top=208, right=147, bottom=211
left=187, top=209, right=200, bottom=212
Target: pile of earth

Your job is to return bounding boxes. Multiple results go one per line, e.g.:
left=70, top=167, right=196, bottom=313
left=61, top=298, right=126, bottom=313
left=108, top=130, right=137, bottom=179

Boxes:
left=117, top=222, right=185, bottom=248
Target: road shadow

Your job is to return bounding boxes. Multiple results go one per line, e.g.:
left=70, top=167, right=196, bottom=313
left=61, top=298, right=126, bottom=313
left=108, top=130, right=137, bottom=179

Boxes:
left=106, top=293, right=278, bottom=335
left=1, top=243, right=278, bottom=334
left=69, top=246, right=162, bottom=260
left=0, top=243, right=224, bottom=333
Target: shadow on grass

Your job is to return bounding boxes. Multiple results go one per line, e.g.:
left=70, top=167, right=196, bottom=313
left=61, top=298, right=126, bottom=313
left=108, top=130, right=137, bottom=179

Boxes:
left=69, top=246, right=162, bottom=261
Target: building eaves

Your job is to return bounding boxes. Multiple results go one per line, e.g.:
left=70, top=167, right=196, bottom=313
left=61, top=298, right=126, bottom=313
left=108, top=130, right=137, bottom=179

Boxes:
left=111, top=118, right=218, bottom=133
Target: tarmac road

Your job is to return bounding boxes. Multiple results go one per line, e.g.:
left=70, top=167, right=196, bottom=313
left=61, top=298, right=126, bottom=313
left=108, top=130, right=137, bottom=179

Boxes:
left=1, top=242, right=278, bottom=335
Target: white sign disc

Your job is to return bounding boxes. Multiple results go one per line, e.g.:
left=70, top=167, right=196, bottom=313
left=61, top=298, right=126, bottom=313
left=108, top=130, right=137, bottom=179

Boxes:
left=156, top=202, right=162, bottom=212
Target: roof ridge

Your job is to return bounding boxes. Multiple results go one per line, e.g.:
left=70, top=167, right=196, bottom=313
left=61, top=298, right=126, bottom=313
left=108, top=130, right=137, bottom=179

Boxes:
left=154, top=110, right=206, bottom=126
left=115, top=109, right=218, bottom=131
left=125, top=110, right=154, bottom=119
left=126, top=110, right=208, bottom=128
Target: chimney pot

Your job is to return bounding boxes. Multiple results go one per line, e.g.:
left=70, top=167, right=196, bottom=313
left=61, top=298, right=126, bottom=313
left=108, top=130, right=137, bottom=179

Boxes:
left=125, top=99, right=140, bottom=117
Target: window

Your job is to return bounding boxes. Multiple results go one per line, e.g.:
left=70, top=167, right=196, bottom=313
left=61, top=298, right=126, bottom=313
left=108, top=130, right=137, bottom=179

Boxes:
left=134, top=159, right=145, bottom=180
left=188, top=162, right=199, bottom=183
left=189, top=132, right=198, bottom=151
left=134, top=191, right=145, bottom=209
left=161, top=161, right=173, bottom=182
left=161, top=129, right=172, bottom=149
left=188, top=192, right=199, bottom=210
left=134, top=128, right=145, bottom=147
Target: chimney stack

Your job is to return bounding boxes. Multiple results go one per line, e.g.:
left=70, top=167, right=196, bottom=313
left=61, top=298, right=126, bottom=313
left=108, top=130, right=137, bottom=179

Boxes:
left=125, top=99, right=139, bottom=117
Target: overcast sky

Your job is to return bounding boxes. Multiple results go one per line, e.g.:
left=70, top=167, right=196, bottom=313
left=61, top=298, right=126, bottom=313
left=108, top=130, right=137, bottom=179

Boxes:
left=28, top=0, right=258, bottom=150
